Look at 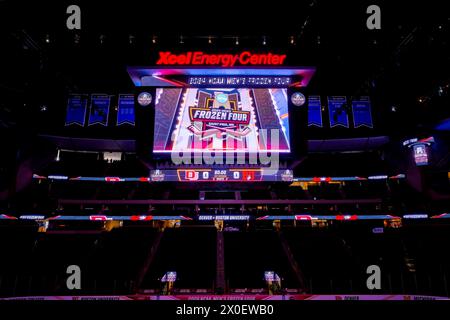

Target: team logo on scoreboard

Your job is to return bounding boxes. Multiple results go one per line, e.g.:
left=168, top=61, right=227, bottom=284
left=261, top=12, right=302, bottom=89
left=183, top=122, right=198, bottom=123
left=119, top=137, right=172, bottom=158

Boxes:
left=150, top=169, right=165, bottom=182
left=187, top=89, right=251, bottom=141
left=185, top=170, right=200, bottom=181
left=281, top=169, right=294, bottom=182
left=137, top=92, right=152, bottom=106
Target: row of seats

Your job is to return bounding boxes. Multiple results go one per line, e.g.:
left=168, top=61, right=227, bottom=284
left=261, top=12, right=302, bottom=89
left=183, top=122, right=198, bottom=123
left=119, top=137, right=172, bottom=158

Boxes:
left=283, top=222, right=450, bottom=295
left=0, top=222, right=158, bottom=296
left=141, top=227, right=217, bottom=290
left=1, top=221, right=449, bottom=296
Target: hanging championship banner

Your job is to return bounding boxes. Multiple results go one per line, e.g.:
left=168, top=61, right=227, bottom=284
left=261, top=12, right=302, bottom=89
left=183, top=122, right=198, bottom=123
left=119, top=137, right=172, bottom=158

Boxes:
left=328, top=96, right=349, bottom=128
left=352, top=96, right=373, bottom=128
left=65, top=94, right=88, bottom=126
left=117, top=94, right=135, bottom=126
left=88, top=94, right=111, bottom=126
left=308, top=95, right=322, bottom=127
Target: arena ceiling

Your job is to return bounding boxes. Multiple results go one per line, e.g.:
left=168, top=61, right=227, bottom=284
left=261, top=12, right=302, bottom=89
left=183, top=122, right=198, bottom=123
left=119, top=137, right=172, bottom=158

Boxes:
left=0, top=1, right=448, bottom=134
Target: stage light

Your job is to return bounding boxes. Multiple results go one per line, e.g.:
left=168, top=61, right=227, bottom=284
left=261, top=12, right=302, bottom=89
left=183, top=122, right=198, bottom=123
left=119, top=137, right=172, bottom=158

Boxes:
left=262, top=36, right=266, bottom=46
left=99, top=34, right=105, bottom=45
left=208, top=36, right=212, bottom=44
left=128, top=34, right=135, bottom=45
left=152, top=35, right=157, bottom=44
left=290, top=36, right=295, bottom=45
left=317, top=35, right=321, bottom=45
left=40, top=105, right=48, bottom=112
left=391, top=106, right=397, bottom=112
left=179, top=35, right=184, bottom=44
left=235, top=37, right=239, bottom=45
left=55, top=149, right=60, bottom=162
left=44, top=34, right=50, bottom=43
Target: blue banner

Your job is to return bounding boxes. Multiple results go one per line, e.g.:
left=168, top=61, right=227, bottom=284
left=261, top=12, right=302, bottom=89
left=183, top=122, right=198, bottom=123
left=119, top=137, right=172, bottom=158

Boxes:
left=65, top=95, right=87, bottom=126
left=352, top=96, right=373, bottom=128
left=88, top=94, right=110, bottom=126
left=308, top=96, right=322, bottom=127
left=117, top=94, right=135, bottom=126
left=328, top=96, right=349, bottom=128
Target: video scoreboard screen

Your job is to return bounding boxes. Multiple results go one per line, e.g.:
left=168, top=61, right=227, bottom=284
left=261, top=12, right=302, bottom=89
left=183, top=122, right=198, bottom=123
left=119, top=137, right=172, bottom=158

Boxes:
left=413, top=144, right=429, bottom=166
left=153, top=88, right=290, bottom=153
left=150, top=168, right=294, bottom=182
left=186, top=76, right=292, bottom=88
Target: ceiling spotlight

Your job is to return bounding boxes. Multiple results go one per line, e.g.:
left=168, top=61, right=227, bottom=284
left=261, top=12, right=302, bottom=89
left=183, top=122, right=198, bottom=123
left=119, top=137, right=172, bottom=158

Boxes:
left=99, top=34, right=106, bottom=44
left=44, top=34, right=50, bottom=43
left=235, top=37, right=239, bottom=45
left=40, top=105, right=48, bottom=112
left=208, top=36, right=212, bottom=44
left=262, top=36, right=267, bottom=46
left=180, top=35, right=184, bottom=44
left=152, top=35, right=157, bottom=44
left=290, top=36, right=295, bottom=45
left=128, top=34, right=135, bottom=44
left=391, top=106, right=397, bottom=112
left=317, top=35, right=321, bottom=45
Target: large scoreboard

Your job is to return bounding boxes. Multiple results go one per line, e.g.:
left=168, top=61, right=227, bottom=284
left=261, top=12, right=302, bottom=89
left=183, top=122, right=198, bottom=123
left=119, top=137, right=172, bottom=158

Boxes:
left=150, top=168, right=294, bottom=182
left=153, top=87, right=290, bottom=154
left=127, top=58, right=316, bottom=161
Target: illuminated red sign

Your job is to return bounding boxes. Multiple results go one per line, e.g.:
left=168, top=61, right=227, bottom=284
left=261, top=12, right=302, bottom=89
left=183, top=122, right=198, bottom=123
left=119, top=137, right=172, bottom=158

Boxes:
left=295, top=215, right=312, bottom=221
left=156, top=51, right=287, bottom=67
left=89, top=215, right=109, bottom=221
left=130, top=215, right=153, bottom=221
left=105, top=177, right=122, bottom=182
left=312, top=177, right=331, bottom=183
left=336, top=215, right=358, bottom=221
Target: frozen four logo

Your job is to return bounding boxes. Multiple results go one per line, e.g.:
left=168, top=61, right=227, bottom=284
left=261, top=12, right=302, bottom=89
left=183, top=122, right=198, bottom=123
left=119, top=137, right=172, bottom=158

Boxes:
left=188, top=91, right=251, bottom=140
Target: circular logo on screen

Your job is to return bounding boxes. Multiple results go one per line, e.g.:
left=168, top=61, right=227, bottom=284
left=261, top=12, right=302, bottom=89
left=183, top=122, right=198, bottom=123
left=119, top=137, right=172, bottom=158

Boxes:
left=137, top=92, right=152, bottom=106
left=291, top=92, right=306, bottom=106
left=216, top=93, right=228, bottom=104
